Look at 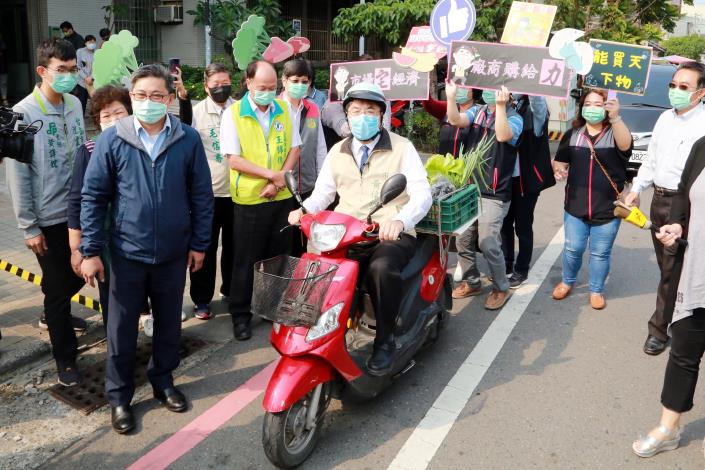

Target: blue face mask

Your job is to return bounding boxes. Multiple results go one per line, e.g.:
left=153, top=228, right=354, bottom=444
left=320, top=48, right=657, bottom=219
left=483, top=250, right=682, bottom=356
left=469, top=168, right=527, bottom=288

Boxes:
left=482, top=90, right=496, bottom=105
left=456, top=88, right=470, bottom=105
left=49, top=71, right=79, bottom=94
left=349, top=115, right=380, bottom=141
left=253, top=90, right=276, bottom=106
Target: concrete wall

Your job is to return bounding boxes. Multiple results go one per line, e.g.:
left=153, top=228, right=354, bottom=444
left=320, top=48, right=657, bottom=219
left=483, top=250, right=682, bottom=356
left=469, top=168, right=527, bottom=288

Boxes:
left=46, top=0, right=112, bottom=40
left=158, top=0, right=226, bottom=67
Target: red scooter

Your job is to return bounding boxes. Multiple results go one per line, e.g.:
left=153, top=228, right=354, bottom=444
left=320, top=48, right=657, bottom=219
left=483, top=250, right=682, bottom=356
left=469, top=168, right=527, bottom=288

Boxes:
left=256, top=173, right=451, bottom=468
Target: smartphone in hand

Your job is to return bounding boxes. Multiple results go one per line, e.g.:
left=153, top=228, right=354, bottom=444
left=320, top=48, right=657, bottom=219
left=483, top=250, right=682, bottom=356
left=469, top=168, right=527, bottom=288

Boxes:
left=169, top=58, right=180, bottom=74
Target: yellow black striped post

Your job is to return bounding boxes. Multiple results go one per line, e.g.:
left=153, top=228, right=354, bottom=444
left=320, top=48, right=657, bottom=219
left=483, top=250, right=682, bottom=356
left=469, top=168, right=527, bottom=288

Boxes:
left=0, top=258, right=102, bottom=312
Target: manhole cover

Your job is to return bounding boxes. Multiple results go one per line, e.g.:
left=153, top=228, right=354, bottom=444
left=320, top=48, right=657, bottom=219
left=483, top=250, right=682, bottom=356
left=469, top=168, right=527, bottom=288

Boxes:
left=48, top=336, right=208, bottom=415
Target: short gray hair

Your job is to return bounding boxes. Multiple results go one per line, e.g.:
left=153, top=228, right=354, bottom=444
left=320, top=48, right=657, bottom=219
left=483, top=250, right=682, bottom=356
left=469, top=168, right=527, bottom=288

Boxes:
left=131, top=64, right=175, bottom=93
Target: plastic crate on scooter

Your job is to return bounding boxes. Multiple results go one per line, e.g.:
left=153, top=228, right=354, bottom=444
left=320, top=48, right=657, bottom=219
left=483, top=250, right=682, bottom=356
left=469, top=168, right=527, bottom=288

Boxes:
left=252, top=255, right=338, bottom=327
left=417, top=184, right=480, bottom=233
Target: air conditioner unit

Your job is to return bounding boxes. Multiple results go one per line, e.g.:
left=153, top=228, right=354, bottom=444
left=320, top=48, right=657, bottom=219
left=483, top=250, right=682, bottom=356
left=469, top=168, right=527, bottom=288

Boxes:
left=154, top=4, right=183, bottom=24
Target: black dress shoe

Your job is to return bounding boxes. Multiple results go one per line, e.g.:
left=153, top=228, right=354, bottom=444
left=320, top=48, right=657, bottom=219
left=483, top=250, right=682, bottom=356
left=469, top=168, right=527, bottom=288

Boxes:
left=111, top=405, right=135, bottom=434
left=233, top=322, right=252, bottom=341
left=153, top=386, right=188, bottom=412
left=644, top=335, right=668, bottom=356
left=367, top=340, right=396, bottom=377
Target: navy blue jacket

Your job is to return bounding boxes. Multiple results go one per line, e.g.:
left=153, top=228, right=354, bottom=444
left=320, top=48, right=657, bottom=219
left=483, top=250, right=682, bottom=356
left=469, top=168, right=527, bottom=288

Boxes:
left=80, top=115, right=214, bottom=264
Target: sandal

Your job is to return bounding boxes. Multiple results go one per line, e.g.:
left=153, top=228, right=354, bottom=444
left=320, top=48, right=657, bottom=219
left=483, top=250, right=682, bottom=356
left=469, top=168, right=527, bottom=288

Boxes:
left=632, top=424, right=681, bottom=458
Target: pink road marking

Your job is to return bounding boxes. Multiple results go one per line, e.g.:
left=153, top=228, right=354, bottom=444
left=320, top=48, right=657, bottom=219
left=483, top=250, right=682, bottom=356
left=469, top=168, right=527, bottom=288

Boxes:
left=127, top=360, right=278, bottom=470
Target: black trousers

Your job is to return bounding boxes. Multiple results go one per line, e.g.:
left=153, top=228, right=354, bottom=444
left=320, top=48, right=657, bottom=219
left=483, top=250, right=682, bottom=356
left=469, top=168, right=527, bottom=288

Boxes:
left=35, top=223, right=85, bottom=365
left=189, top=197, right=234, bottom=305
left=291, top=190, right=312, bottom=257
left=105, top=253, right=186, bottom=406
left=229, top=198, right=293, bottom=325
left=71, top=85, right=89, bottom=115
left=355, top=234, right=417, bottom=346
left=501, top=177, right=540, bottom=276
left=661, top=309, right=705, bottom=413
left=648, top=193, right=678, bottom=342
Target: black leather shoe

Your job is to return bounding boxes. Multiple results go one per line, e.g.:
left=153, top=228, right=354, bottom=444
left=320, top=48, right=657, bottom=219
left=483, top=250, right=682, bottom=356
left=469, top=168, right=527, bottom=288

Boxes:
left=153, top=386, right=188, bottom=412
left=111, top=405, right=135, bottom=434
left=367, top=341, right=396, bottom=377
left=644, top=335, right=668, bottom=356
left=233, top=322, right=252, bottom=341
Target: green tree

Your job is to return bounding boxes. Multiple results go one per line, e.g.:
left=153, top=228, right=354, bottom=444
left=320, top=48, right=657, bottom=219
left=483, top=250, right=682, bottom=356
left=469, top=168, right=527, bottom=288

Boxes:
left=187, top=0, right=292, bottom=64
left=661, top=34, right=705, bottom=59
left=332, top=0, right=691, bottom=50
left=331, top=0, right=512, bottom=45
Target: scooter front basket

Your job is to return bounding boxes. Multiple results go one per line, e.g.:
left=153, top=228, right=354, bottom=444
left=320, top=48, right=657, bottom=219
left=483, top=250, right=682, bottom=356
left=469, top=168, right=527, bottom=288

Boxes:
left=252, top=255, right=338, bottom=327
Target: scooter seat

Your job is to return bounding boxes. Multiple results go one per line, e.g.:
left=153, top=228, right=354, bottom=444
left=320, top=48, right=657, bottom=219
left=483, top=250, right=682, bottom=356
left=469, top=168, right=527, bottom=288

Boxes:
left=400, top=235, right=436, bottom=282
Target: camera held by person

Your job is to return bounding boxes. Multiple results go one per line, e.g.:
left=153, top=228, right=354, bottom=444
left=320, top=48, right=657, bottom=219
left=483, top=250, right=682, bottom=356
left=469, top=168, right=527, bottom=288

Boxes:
left=0, top=106, right=41, bottom=164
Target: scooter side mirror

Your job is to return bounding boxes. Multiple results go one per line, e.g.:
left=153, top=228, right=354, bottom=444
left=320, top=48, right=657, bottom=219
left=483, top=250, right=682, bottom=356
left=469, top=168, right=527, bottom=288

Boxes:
left=366, top=174, right=407, bottom=223
left=284, top=170, right=307, bottom=213
left=380, top=174, right=407, bottom=205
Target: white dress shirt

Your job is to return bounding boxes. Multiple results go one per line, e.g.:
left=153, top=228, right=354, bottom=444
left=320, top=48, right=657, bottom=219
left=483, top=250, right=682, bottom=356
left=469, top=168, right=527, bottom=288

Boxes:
left=282, top=93, right=328, bottom=173
left=134, top=117, right=171, bottom=161
left=220, top=93, right=302, bottom=156
left=632, top=104, right=705, bottom=193
left=303, top=134, right=432, bottom=230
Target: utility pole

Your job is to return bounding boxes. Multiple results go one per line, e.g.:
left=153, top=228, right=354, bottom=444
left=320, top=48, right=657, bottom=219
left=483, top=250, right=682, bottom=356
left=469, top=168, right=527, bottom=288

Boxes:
left=358, top=0, right=365, bottom=56
left=205, top=0, right=212, bottom=66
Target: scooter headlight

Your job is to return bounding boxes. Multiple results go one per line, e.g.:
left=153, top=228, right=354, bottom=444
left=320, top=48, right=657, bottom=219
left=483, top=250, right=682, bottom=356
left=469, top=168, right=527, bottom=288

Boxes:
left=306, top=303, right=344, bottom=342
left=309, top=222, right=346, bottom=252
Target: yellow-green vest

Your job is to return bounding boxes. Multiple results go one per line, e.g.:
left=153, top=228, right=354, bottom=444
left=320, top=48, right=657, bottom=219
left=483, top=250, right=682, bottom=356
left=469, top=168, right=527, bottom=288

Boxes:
left=229, top=94, right=293, bottom=205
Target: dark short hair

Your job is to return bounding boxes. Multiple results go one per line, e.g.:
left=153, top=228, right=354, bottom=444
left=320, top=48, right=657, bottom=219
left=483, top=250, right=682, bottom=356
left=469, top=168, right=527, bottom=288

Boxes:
left=203, top=63, right=230, bottom=82
left=572, top=88, right=609, bottom=129
left=99, top=28, right=111, bottom=40
left=85, top=35, right=96, bottom=43
left=91, top=85, right=132, bottom=126
left=282, top=59, right=314, bottom=82
left=675, top=62, right=705, bottom=89
left=131, top=64, right=175, bottom=93
left=245, top=60, right=276, bottom=80
left=37, top=38, right=76, bottom=67
left=59, top=21, right=73, bottom=31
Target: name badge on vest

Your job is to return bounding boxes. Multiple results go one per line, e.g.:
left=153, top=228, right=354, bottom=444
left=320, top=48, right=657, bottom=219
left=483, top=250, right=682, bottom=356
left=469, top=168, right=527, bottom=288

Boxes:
left=274, top=121, right=284, bottom=132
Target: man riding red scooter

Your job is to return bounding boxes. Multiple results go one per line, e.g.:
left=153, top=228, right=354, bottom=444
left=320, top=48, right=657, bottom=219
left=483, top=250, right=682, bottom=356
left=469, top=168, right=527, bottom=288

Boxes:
left=288, top=82, right=433, bottom=375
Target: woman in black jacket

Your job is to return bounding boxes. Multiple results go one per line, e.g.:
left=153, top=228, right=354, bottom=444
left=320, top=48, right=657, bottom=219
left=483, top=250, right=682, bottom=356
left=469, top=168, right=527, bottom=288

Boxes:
left=633, top=135, right=705, bottom=459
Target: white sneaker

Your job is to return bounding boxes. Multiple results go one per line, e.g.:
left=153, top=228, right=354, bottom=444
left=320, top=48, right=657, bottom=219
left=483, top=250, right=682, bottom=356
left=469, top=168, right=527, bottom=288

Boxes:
left=140, top=314, right=154, bottom=338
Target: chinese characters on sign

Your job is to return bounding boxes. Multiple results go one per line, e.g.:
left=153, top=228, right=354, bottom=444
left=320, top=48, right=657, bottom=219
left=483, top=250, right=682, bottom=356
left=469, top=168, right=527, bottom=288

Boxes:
left=329, top=59, right=431, bottom=102
left=406, top=26, right=448, bottom=58
left=448, top=41, right=571, bottom=98
left=583, top=40, right=652, bottom=95
left=500, top=1, right=557, bottom=47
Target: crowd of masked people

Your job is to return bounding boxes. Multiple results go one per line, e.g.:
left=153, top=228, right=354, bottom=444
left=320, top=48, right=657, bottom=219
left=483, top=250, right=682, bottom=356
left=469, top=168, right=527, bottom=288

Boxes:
left=4, top=36, right=705, bottom=452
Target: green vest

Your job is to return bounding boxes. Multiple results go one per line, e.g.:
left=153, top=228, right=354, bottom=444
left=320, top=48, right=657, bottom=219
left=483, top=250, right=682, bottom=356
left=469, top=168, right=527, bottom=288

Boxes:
left=230, top=94, right=293, bottom=205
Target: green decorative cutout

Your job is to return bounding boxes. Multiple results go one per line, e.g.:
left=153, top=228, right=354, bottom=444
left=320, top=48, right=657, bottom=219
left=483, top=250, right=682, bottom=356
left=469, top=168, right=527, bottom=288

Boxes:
left=232, top=15, right=271, bottom=70
left=93, top=30, right=139, bottom=89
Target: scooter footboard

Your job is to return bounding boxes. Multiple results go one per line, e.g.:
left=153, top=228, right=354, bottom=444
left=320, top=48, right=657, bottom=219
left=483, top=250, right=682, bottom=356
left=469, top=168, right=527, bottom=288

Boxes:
left=263, top=356, right=336, bottom=413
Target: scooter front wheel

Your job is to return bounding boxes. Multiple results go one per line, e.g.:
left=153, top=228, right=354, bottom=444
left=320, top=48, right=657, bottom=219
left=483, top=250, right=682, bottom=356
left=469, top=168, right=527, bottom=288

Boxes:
left=262, top=382, right=331, bottom=468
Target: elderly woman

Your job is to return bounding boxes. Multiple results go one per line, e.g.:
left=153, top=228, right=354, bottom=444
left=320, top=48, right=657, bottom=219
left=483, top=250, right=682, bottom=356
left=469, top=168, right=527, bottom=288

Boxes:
left=67, top=85, right=132, bottom=328
left=551, top=89, right=633, bottom=309
left=633, top=135, right=705, bottom=458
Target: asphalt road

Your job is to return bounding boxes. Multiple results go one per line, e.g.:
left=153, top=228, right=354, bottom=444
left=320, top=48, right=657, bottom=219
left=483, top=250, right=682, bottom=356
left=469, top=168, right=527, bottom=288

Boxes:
left=34, top=178, right=705, bottom=469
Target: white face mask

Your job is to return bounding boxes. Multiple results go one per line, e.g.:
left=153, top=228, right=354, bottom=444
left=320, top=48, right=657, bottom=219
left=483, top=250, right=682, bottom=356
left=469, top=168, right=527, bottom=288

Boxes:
left=100, top=121, right=117, bottom=131
left=86, top=43, right=97, bottom=51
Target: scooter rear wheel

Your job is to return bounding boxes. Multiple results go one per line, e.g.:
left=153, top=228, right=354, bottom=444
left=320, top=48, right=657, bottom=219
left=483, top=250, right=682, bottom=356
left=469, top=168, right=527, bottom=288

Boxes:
left=262, top=383, right=331, bottom=468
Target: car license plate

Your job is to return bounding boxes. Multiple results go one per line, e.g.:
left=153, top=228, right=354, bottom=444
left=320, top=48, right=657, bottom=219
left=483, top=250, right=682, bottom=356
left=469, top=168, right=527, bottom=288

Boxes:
left=629, top=150, right=647, bottom=163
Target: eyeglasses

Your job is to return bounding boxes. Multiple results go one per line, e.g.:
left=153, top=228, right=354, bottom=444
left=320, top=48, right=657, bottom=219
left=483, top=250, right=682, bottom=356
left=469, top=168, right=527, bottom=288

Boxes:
left=668, top=82, right=696, bottom=92
left=47, top=67, right=79, bottom=75
left=130, top=91, right=169, bottom=102
left=347, top=108, right=380, bottom=117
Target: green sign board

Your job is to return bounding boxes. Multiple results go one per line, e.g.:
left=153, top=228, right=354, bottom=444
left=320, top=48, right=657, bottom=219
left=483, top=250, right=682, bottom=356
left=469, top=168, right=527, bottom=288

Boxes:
left=583, top=40, right=652, bottom=95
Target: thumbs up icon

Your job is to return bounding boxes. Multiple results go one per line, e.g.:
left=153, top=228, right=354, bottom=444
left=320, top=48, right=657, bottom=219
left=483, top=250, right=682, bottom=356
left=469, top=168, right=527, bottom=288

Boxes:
left=439, top=0, right=470, bottom=38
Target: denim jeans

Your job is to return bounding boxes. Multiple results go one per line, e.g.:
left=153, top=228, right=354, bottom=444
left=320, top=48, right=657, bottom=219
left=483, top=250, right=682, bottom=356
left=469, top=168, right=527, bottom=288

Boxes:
left=562, top=212, right=620, bottom=294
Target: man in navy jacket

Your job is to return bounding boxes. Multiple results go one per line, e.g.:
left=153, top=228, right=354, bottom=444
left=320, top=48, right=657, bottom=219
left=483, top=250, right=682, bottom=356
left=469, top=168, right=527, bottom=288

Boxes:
left=80, top=65, right=214, bottom=434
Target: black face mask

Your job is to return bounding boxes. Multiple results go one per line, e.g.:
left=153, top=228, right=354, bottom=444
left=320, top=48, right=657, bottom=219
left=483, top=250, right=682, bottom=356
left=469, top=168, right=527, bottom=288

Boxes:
left=209, top=85, right=232, bottom=104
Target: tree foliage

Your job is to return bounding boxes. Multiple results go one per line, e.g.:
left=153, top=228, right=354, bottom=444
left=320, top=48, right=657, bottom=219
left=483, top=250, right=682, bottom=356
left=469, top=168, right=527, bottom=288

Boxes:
left=332, top=0, right=692, bottom=50
left=187, top=0, right=292, bottom=63
left=661, top=35, right=705, bottom=60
